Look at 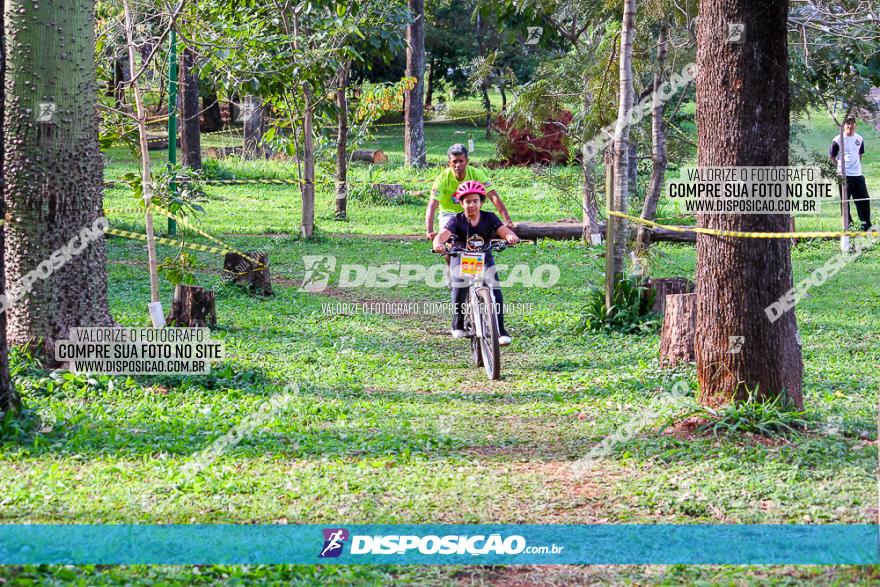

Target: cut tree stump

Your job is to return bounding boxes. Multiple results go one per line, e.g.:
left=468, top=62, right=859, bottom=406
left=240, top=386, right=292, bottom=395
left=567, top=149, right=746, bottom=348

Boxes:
left=648, top=277, right=696, bottom=315
left=351, top=149, right=388, bottom=164
left=222, top=252, right=273, bottom=296
left=167, top=285, right=216, bottom=328
left=371, top=183, right=405, bottom=203
left=659, top=293, right=696, bottom=367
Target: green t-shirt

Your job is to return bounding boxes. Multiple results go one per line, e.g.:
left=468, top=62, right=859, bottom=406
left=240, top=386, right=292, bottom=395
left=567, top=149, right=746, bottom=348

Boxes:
left=430, top=166, right=492, bottom=213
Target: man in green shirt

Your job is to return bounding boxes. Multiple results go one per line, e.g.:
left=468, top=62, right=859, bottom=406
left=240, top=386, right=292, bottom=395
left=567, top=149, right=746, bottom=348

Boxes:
left=425, top=143, right=514, bottom=239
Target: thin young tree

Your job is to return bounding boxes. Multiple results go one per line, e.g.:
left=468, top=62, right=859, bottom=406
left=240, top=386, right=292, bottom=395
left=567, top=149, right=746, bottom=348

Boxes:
left=605, top=0, right=636, bottom=309
left=4, top=0, right=114, bottom=359
left=694, top=0, right=802, bottom=407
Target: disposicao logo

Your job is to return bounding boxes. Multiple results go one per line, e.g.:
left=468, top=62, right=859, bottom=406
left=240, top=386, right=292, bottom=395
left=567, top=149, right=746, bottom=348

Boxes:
left=319, top=528, right=349, bottom=558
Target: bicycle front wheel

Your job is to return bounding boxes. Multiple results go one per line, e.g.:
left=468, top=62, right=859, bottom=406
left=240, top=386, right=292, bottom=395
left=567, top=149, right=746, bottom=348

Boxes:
left=476, top=288, right=501, bottom=380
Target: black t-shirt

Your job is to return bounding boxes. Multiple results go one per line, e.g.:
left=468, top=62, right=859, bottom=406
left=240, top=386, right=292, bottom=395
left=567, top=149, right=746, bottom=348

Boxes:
left=443, top=211, right=504, bottom=245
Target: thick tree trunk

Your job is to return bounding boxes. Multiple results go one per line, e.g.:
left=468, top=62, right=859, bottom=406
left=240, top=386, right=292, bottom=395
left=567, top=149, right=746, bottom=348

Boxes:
left=242, top=95, right=266, bottom=160
left=201, top=89, right=223, bottom=132
left=659, top=293, right=697, bottom=367
left=0, top=0, right=18, bottom=413
left=605, top=0, right=635, bottom=310
left=335, top=61, right=351, bottom=220
left=404, top=0, right=426, bottom=167
left=636, top=26, right=669, bottom=251
left=4, top=0, right=113, bottom=360
left=179, top=47, right=201, bottom=169
left=695, top=0, right=802, bottom=408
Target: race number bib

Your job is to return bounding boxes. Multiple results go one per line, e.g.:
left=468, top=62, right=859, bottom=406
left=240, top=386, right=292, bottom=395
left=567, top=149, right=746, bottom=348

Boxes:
left=460, top=252, right=485, bottom=276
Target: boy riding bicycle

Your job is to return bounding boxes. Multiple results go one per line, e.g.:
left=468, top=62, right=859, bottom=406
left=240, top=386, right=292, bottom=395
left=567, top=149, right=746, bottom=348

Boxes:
left=432, top=181, right=520, bottom=345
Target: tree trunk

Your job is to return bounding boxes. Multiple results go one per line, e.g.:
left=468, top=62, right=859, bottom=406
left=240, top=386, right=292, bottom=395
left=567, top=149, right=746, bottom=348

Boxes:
left=695, top=0, right=802, bottom=408
left=499, top=83, right=507, bottom=112
left=179, top=47, right=201, bottom=169
left=113, top=54, right=129, bottom=109
left=0, top=0, right=18, bottom=413
left=481, top=81, right=492, bottom=139
left=4, top=0, right=113, bottom=360
left=404, top=0, right=427, bottom=167
left=201, top=89, right=223, bottom=132
left=648, top=277, right=695, bottom=315
left=424, top=58, right=434, bottom=109
left=605, top=0, right=635, bottom=311
left=242, top=95, right=266, bottom=160
left=167, top=285, right=216, bottom=328
left=335, top=61, right=351, bottom=220
left=636, top=25, right=669, bottom=251
left=659, top=293, right=697, bottom=367
left=628, top=141, right=638, bottom=196
left=581, top=76, right=601, bottom=243
left=301, top=89, right=316, bottom=238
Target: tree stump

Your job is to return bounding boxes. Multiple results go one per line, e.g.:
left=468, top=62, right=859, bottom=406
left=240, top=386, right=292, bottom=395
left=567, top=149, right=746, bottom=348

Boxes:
left=371, top=183, right=405, bottom=203
left=222, top=252, right=273, bottom=296
left=351, top=149, right=388, bottom=164
left=659, top=293, right=696, bottom=367
left=648, top=277, right=696, bottom=315
left=167, top=285, right=216, bottom=328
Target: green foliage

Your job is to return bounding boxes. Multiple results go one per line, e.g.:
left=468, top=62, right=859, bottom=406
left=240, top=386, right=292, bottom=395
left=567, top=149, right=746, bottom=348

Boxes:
left=577, top=274, right=659, bottom=334
left=158, top=251, right=199, bottom=286
left=692, top=389, right=813, bottom=439
left=119, top=164, right=207, bottom=219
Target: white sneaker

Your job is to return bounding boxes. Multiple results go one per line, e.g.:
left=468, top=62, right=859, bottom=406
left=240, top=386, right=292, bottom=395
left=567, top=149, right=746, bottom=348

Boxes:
left=498, top=335, right=512, bottom=346
left=451, top=329, right=467, bottom=338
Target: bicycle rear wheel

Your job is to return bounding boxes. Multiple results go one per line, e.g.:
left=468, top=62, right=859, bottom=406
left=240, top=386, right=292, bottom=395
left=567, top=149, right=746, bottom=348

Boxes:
left=476, top=288, right=501, bottom=380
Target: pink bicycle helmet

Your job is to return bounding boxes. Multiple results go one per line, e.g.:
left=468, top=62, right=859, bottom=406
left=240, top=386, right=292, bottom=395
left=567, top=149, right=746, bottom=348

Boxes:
left=453, top=180, right=487, bottom=203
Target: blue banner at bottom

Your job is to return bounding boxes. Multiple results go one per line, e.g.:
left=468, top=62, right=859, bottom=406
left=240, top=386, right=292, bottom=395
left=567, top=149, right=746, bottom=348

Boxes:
left=0, top=524, right=876, bottom=565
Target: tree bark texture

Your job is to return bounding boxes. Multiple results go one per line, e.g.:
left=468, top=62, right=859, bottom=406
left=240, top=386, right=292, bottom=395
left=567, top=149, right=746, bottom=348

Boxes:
left=606, top=0, right=635, bottom=309
left=179, top=47, right=201, bottom=169
left=335, top=61, right=350, bottom=220
left=695, top=0, right=803, bottom=407
left=0, top=0, right=18, bottom=412
left=637, top=26, right=669, bottom=251
left=659, top=293, right=697, bottom=367
left=167, top=284, right=216, bottom=328
left=4, top=0, right=113, bottom=358
left=242, top=95, right=267, bottom=160
left=404, top=0, right=427, bottom=167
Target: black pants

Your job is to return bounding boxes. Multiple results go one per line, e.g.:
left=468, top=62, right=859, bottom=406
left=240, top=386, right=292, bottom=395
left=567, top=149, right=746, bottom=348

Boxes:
left=450, top=256, right=507, bottom=336
left=840, top=176, right=872, bottom=231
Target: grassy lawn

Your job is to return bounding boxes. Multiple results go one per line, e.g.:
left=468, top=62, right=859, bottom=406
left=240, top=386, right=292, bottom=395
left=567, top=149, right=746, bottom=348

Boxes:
left=0, top=105, right=877, bottom=585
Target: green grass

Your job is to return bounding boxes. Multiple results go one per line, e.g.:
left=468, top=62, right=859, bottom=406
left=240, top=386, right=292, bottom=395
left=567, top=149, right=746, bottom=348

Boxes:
left=0, top=104, right=877, bottom=585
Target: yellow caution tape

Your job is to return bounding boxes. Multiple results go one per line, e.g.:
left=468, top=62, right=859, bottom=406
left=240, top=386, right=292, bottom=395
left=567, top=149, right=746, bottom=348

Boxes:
left=105, top=227, right=231, bottom=255
left=608, top=211, right=878, bottom=239
left=149, top=204, right=266, bottom=268
left=103, top=206, right=267, bottom=267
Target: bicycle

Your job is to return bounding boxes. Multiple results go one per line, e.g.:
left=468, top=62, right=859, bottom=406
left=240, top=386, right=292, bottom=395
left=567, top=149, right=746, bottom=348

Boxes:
left=435, top=237, right=512, bottom=380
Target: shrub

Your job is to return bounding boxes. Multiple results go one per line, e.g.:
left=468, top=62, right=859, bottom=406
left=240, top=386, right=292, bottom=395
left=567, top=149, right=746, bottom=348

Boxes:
left=577, top=274, right=659, bottom=334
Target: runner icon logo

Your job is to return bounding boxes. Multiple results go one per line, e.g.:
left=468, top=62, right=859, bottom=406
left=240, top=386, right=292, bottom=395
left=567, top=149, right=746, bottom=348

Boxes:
left=319, top=528, right=349, bottom=558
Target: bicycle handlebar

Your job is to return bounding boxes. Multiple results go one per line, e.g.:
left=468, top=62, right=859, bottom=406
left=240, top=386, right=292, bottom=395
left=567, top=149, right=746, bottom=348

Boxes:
left=432, top=239, right=512, bottom=256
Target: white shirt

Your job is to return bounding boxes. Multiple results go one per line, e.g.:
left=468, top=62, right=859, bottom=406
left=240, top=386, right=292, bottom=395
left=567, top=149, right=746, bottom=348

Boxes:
left=830, top=133, right=865, bottom=177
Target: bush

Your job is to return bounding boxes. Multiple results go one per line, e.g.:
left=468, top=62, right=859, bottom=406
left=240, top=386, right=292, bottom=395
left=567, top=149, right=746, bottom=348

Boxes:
left=577, top=274, right=659, bottom=334
left=494, top=110, right=573, bottom=166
